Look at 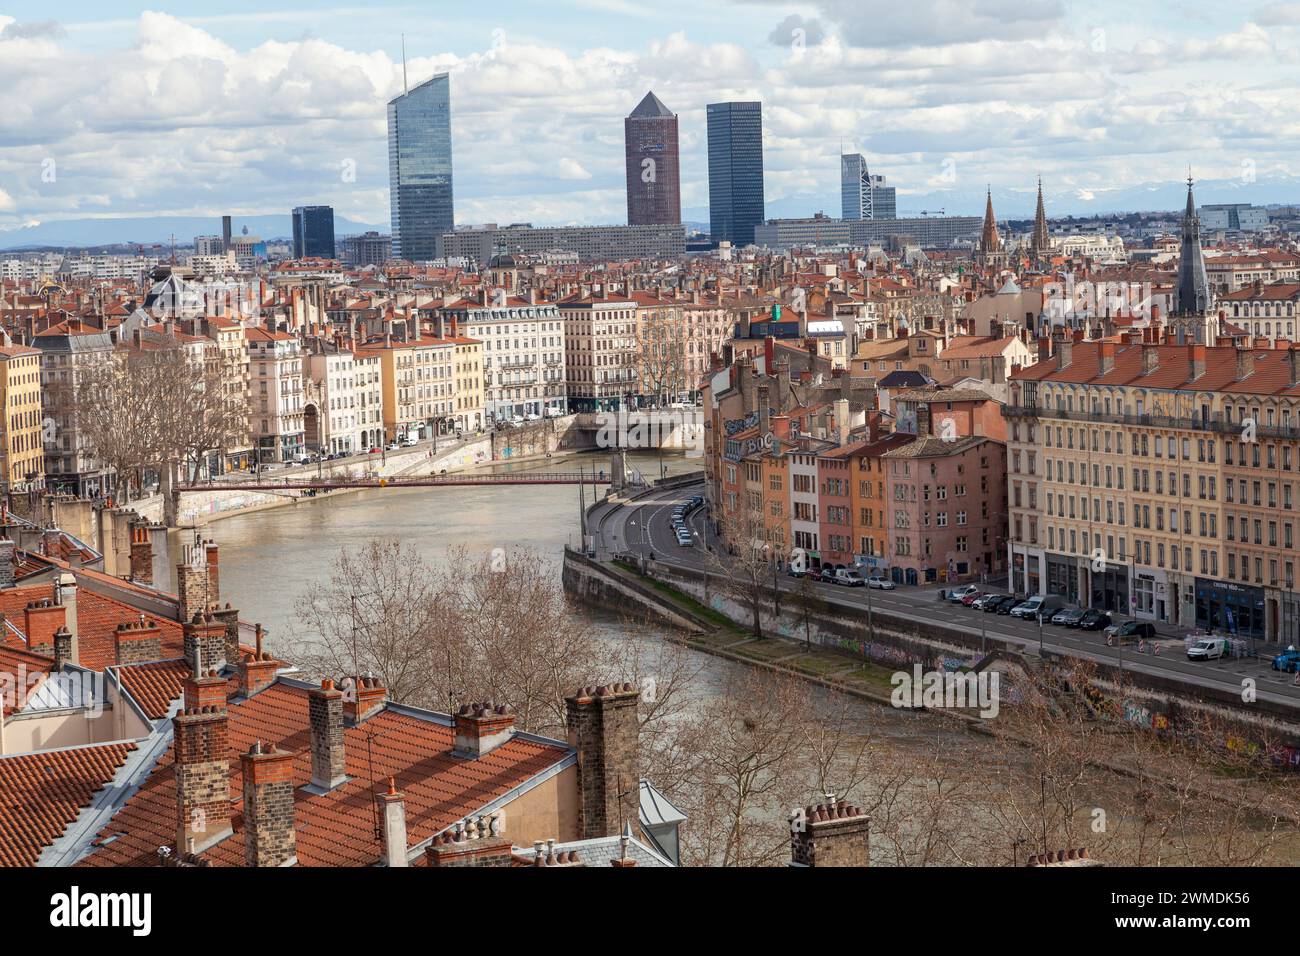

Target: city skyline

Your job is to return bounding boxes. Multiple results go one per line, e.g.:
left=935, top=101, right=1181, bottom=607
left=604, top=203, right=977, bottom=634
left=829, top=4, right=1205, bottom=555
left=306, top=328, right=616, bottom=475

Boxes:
left=1, top=4, right=1298, bottom=239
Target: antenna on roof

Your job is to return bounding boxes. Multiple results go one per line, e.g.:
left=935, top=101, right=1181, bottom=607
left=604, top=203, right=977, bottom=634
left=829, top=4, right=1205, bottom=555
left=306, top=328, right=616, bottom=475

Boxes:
left=401, top=34, right=408, bottom=95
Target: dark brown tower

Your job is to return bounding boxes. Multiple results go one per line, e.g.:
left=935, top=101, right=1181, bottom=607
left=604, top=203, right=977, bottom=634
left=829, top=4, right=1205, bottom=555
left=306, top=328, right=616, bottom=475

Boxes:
left=624, top=92, right=681, bottom=226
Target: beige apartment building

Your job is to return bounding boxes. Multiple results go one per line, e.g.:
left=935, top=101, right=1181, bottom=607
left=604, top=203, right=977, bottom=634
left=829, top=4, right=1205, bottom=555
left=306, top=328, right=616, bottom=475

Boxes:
left=0, top=344, right=44, bottom=492
left=1008, top=333, right=1300, bottom=644
left=361, top=333, right=484, bottom=442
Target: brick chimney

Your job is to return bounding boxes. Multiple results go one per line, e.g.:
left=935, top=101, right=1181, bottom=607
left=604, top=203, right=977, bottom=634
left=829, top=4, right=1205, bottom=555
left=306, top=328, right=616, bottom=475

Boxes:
left=204, top=541, right=220, bottom=603
left=238, top=651, right=280, bottom=698
left=177, top=552, right=212, bottom=623
left=565, top=683, right=640, bottom=840
left=1188, top=343, right=1206, bottom=381
left=24, top=599, right=65, bottom=656
left=1236, top=347, right=1255, bottom=380
left=1036, top=337, right=1050, bottom=363
left=183, top=611, right=227, bottom=673
left=424, top=813, right=512, bottom=867
left=1290, top=345, right=1300, bottom=388
left=1142, top=342, right=1159, bottom=375
left=790, top=798, right=870, bottom=867
left=453, top=701, right=516, bottom=757
left=376, top=777, right=408, bottom=867
left=0, top=538, right=14, bottom=590
left=115, top=618, right=163, bottom=665
left=173, top=669, right=233, bottom=854
left=308, top=679, right=347, bottom=791
left=1057, top=334, right=1073, bottom=369
left=53, top=626, right=74, bottom=669
left=1098, top=341, right=1116, bottom=375
left=343, top=675, right=387, bottom=725
left=129, top=524, right=153, bottom=584
left=209, top=603, right=241, bottom=667
left=239, top=741, right=298, bottom=867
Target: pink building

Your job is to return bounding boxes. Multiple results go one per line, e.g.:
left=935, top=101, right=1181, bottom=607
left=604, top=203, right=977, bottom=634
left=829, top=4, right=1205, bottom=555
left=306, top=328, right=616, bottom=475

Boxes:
left=883, top=436, right=1008, bottom=586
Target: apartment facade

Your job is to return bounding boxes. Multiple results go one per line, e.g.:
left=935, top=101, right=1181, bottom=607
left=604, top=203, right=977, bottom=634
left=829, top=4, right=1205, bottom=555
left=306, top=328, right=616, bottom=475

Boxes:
left=0, top=345, right=44, bottom=492
left=560, top=296, right=639, bottom=412
left=438, top=296, right=562, bottom=422
left=32, top=321, right=117, bottom=497
left=247, top=327, right=306, bottom=463
left=1007, top=334, right=1300, bottom=644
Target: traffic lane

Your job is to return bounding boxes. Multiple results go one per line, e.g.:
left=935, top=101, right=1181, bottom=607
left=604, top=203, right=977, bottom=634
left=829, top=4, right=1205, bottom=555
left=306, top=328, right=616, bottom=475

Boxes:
left=632, top=502, right=1300, bottom=702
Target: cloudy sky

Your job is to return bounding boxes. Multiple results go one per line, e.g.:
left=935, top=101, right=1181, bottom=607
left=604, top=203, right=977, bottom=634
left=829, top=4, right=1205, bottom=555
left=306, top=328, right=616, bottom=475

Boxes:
left=0, top=1, right=1297, bottom=237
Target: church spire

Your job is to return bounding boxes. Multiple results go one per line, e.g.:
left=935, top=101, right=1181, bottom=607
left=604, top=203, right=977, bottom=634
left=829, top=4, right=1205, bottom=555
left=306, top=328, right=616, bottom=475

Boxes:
left=1171, top=175, right=1213, bottom=344
left=1173, top=175, right=1209, bottom=317
left=1031, top=176, right=1050, bottom=259
left=980, top=186, right=1001, bottom=253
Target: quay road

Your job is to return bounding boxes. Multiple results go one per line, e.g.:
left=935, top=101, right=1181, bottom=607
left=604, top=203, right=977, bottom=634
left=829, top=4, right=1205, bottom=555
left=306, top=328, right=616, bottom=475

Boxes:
left=590, top=481, right=1300, bottom=711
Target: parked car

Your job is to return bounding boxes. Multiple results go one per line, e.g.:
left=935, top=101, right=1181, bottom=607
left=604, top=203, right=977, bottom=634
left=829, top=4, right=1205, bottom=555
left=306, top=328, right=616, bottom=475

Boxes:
left=1271, top=648, right=1300, bottom=672
left=525, top=413, right=541, bottom=422
left=994, top=596, right=1019, bottom=615
left=675, top=530, right=693, bottom=547
left=834, top=568, right=867, bottom=587
left=1078, top=609, right=1112, bottom=631
left=1011, top=595, right=1067, bottom=621
left=947, top=584, right=980, bottom=604
left=385, top=442, right=401, bottom=451
left=1051, top=607, right=1086, bottom=627
left=1187, top=638, right=1226, bottom=661
left=960, top=590, right=984, bottom=607
left=971, top=593, right=1003, bottom=610
left=867, top=575, right=895, bottom=590
left=1105, top=619, right=1157, bottom=642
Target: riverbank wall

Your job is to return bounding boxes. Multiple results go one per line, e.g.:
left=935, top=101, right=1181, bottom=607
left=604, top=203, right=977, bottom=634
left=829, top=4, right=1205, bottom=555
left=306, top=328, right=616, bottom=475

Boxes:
left=561, top=547, right=1300, bottom=760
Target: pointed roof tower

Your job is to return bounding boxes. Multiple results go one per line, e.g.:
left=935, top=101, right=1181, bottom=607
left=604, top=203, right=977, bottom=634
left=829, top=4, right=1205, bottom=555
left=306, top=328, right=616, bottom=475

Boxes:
left=980, top=187, right=1001, bottom=253
left=1030, top=177, right=1050, bottom=259
left=1172, top=175, right=1210, bottom=317
left=629, top=91, right=674, bottom=119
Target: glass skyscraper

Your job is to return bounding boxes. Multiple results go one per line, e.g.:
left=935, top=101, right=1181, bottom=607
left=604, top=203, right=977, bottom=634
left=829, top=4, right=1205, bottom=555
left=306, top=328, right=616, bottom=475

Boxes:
left=388, top=73, right=455, bottom=261
left=706, top=102, right=765, bottom=246
left=840, top=154, right=896, bottom=221
left=291, top=205, right=336, bottom=259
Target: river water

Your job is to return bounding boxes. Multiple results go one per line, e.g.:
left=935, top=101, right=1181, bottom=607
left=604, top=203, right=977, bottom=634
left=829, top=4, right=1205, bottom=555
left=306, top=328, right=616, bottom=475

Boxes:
left=204, top=449, right=1297, bottom=864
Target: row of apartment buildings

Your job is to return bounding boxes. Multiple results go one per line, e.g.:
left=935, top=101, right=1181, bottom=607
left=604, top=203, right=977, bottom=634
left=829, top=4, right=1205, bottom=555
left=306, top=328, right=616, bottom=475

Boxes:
left=1007, top=333, right=1300, bottom=645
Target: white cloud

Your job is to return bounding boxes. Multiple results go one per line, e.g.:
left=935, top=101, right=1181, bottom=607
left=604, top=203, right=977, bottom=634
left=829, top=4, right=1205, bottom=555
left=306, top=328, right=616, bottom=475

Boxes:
left=0, top=7, right=1297, bottom=233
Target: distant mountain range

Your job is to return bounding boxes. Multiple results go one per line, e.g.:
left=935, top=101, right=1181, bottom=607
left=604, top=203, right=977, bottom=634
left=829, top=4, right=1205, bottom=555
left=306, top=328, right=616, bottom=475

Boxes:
left=3, top=173, right=1296, bottom=251
left=685, top=172, right=1300, bottom=225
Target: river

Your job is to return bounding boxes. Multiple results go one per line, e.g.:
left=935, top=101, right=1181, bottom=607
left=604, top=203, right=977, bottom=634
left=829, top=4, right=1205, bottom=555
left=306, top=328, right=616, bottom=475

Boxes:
left=203, top=448, right=1296, bottom=865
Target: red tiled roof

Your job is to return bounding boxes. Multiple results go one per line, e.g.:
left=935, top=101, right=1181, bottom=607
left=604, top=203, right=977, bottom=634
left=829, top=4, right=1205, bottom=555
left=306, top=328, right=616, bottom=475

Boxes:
left=81, top=681, right=570, bottom=867
left=1011, top=339, right=1300, bottom=397
left=115, top=659, right=191, bottom=720
left=0, top=645, right=52, bottom=716
left=0, top=582, right=184, bottom=671
left=0, top=742, right=137, bottom=867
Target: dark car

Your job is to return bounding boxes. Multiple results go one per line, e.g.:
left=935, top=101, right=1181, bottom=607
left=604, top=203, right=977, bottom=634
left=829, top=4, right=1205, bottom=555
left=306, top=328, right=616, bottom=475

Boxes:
left=994, top=595, right=1019, bottom=615
left=1078, top=609, right=1111, bottom=631
left=1106, top=619, right=1157, bottom=642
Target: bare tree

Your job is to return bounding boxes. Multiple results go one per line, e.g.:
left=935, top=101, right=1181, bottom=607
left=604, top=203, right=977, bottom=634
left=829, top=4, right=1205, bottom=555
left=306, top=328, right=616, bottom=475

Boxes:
left=74, top=335, right=247, bottom=521
left=635, top=309, right=689, bottom=405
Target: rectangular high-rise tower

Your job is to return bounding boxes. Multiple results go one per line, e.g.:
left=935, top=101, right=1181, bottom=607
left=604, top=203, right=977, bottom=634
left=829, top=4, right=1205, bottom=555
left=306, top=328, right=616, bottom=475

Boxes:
left=840, top=154, right=896, bottom=221
left=388, top=73, right=455, bottom=261
left=291, top=206, right=336, bottom=259
left=706, top=102, right=765, bottom=246
left=624, top=92, right=681, bottom=226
